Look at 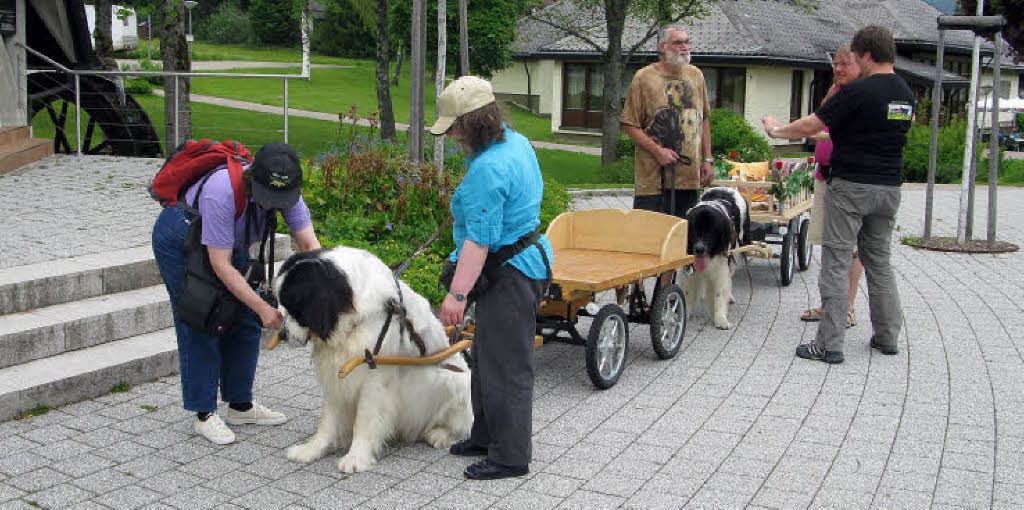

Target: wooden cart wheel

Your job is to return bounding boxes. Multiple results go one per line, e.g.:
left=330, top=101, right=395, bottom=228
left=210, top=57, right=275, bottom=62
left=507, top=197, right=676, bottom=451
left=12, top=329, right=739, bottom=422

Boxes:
left=586, top=304, right=629, bottom=389
left=649, top=284, right=685, bottom=359
left=780, top=231, right=795, bottom=286
left=797, top=218, right=812, bottom=271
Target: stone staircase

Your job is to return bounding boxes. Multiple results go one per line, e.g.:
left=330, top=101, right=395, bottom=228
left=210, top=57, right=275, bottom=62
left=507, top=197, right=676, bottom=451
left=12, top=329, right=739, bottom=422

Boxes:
left=0, top=126, right=53, bottom=175
left=0, top=236, right=292, bottom=421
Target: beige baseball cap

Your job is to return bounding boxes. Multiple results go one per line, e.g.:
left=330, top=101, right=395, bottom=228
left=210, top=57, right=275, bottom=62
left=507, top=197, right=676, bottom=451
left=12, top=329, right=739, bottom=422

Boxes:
left=428, top=76, right=496, bottom=135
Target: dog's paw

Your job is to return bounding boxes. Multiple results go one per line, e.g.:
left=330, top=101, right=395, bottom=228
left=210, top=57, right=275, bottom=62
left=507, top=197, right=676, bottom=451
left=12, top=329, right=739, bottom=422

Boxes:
left=424, top=427, right=456, bottom=450
left=337, top=451, right=375, bottom=473
left=714, top=315, right=732, bottom=330
left=286, top=442, right=325, bottom=463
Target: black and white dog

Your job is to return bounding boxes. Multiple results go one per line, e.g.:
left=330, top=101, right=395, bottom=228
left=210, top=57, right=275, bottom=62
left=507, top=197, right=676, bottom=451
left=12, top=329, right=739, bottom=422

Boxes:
left=274, top=247, right=472, bottom=473
left=683, top=187, right=750, bottom=329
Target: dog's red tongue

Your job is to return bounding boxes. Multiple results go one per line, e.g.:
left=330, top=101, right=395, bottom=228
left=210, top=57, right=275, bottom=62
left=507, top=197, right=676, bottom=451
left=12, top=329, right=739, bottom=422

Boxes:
left=693, top=255, right=708, bottom=273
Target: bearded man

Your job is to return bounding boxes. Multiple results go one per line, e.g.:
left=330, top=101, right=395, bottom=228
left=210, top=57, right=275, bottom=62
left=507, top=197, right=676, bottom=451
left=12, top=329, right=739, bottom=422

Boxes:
left=621, top=26, right=714, bottom=218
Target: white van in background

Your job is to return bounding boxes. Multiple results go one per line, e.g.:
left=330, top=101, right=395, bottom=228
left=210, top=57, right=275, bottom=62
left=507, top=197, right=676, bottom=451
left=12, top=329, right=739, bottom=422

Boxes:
left=85, top=4, right=138, bottom=51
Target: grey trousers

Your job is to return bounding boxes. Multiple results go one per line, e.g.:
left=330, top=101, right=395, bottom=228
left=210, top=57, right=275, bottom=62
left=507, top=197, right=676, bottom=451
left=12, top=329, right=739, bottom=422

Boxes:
left=815, top=178, right=902, bottom=353
left=470, top=264, right=545, bottom=467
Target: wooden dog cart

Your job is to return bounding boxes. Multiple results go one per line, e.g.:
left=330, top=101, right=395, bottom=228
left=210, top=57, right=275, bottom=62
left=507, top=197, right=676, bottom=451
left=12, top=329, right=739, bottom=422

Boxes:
left=269, top=209, right=694, bottom=390
left=536, top=208, right=694, bottom=389
left=711, top=178, right=814, bottom=286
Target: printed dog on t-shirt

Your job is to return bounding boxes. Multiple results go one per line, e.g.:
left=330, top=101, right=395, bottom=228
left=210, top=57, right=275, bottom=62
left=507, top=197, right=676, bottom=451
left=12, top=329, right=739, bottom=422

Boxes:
left=645, top=80, right=698, bottom=168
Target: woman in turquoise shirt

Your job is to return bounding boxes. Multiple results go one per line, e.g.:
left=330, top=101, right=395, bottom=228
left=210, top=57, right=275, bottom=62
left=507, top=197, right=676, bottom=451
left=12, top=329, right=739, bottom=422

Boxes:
left=432, top=76, right=553, bottom=481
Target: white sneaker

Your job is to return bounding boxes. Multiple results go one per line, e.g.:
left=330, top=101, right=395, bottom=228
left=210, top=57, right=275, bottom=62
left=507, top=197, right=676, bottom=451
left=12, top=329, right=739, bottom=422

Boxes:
left=194, top=415, right=235, bottom=445
left=224, top=402, right=288, bottom=426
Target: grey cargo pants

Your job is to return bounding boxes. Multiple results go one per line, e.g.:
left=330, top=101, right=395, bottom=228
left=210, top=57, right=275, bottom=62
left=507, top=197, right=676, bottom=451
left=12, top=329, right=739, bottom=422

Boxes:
left=815, top=177, right=903, bottom=353
left=470, top=264, right=546, bottom=467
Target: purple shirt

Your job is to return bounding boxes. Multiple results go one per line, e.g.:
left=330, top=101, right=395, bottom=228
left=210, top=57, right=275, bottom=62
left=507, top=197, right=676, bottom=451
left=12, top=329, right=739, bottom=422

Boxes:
left=183, top=165, right=312, bottom=250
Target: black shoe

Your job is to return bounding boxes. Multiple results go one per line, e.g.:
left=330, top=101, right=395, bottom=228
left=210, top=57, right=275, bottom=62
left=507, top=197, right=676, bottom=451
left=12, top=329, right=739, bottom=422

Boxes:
left=870, top=337, right=898, bottom=355
left=795, top=343, right=844, bottom=364
left=449, top=440, right=488, bottom=457
left=464, top=459, right=528, bottom=480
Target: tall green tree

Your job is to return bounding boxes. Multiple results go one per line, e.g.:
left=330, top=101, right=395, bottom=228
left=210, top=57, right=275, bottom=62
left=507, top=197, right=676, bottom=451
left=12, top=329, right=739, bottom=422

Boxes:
left=321, top=0, right=398, bottom=141
left=161, top=0, right=191, bottom=149
left=392, top=0, right=526, bottom=78
left=311, top=3, right=375, bottom=57
left=94, top=0, right=115, bottom=60
left=527, top=0, right=816, bottom=164
left=375, top=0, right=397, bottom=141
left=250, top=0, right=300, bottom=45
left=959, top=0, right=1023, bottom=56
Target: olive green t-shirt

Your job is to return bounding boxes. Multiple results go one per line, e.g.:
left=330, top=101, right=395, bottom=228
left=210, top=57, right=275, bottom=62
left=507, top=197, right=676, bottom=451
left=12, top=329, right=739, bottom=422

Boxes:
left=621, top=63, right=711, bottom=195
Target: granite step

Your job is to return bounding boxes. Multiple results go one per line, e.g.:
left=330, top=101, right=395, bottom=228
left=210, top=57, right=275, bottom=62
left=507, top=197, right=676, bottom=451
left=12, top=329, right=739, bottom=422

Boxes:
left=0, top=235, right=292, bottom=315
left=0, top=328, right=179, bottom=422
left=0, top=136, right=53, bottom=175
left=0, top=284, right=172, bottom=370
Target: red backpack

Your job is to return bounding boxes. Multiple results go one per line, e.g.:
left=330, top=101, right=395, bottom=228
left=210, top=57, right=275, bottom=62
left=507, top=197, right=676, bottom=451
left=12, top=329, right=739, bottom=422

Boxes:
left=149, top=139, right=254, bottom=217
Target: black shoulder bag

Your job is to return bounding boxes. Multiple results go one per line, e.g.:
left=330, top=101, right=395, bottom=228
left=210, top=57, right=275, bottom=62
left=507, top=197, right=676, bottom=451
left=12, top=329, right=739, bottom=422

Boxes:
left=175, top=173, right=276, bottom=337
left=439, top=231, right=551, bottom=303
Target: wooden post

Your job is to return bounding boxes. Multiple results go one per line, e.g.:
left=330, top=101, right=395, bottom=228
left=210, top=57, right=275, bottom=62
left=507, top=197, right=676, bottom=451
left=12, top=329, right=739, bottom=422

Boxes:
left=988, top=34, right=1001, bottom=246
left=409, top=0, right=426, bottom=163
left=458, top=0, right=468, bottom=76
left=11, top=0, right=27, bottom=126
left=433, top=0, right=447, bottom=172
left=924, top=29, right=944, bottom=239
left=957, top=0, right=985, bottom=244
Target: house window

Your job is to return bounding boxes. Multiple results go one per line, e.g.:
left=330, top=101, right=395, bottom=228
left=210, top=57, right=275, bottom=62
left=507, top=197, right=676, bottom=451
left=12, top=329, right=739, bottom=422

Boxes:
left=1019, top=74, right=1023, bottom=98
left=560, top=63, right=747, bottom=130
left=702, top=67, right=746, bottom=114
left=998, top=79, right=1010, bottom=99
left=561, top=63, right=605, bottom=130
left=790, top=70, right=804, bottom=122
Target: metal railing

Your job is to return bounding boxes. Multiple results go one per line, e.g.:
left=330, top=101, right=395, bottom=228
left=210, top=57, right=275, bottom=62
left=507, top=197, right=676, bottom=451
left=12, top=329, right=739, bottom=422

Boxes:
left=15, top=12, right=312, bottom=156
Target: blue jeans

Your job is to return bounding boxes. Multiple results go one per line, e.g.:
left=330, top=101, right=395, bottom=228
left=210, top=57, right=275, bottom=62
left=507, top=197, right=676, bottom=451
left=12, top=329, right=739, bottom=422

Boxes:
left=152, top=206, right=262, bottom=413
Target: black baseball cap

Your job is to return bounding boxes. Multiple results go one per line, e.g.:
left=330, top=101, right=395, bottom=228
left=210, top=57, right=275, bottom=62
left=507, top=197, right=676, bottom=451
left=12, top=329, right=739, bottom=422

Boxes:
left=251, top=142, right=302, bottom=210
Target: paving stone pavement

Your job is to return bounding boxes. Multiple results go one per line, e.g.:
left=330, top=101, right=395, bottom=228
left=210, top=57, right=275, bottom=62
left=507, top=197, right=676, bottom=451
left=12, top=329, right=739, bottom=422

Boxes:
left=3, top=156, right=1024, bottom=508
left=0, top=155, right=164, bottom=268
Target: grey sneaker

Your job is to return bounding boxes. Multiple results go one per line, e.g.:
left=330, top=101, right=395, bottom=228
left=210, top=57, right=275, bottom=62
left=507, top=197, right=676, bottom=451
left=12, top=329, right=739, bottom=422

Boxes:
left=225, top=402, right=288, bottom=426
left=795, top=343, right=844, bottom=364
left=194, top=415, right=235, bottom=445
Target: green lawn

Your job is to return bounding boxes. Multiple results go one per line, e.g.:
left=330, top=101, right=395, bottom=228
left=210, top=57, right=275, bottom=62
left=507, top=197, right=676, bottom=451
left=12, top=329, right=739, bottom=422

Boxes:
left=31, top=93, right=616, bottom=186
left=32, top=95, right=360, bottom=159
left=187, top=66, right=580, bottom=145
left=190, top=66, right=439, bottom=128
left=126, top=39, right=364, bottom=66
left=125, top=41, right=594, bottom=147
left=534, top=148, right=604, bottom=185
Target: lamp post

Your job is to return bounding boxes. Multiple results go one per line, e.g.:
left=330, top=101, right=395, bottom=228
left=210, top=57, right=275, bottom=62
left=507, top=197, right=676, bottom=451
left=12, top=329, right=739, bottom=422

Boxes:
left=183, top=1, right=198, bottom=61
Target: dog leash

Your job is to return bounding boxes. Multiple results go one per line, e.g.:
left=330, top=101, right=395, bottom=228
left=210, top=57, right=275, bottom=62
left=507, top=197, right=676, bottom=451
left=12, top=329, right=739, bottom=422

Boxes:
left=364, top=217, right=454, bottom=370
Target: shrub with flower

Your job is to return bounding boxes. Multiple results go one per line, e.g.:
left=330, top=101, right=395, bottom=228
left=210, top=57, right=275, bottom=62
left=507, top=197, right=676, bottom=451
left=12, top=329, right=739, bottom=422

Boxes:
left=297, top=109, right=571, bottom=303
left=768, top=160, right=815, bottom=210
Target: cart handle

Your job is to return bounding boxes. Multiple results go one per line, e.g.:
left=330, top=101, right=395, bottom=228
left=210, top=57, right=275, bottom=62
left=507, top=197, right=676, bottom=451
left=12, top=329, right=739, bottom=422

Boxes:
left=267, top=322, right=474, bottom=352
left=338, top=339, right=474, bottom=378
left=729, top=243, right=775, bottom=259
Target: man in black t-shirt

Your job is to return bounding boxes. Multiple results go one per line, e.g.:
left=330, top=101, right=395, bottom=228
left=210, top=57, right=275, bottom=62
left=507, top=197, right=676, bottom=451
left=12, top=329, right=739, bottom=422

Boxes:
left=762, top=26, right=913, bottom=364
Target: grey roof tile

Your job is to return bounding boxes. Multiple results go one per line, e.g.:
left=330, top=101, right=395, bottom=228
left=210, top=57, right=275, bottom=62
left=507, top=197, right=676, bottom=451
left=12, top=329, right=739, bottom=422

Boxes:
left=516, top=0, right=1004, bottom=65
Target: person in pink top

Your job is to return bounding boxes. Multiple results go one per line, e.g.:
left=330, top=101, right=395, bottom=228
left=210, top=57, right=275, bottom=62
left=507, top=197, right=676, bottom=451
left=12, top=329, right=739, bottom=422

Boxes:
left=798, top=44, right=864, bottom=327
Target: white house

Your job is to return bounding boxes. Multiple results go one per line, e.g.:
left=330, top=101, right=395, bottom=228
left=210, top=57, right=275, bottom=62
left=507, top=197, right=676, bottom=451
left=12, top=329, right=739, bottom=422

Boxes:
left=491, top=0, right=1023, bottom=147
left=85, top=4, right=137, bottom=51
